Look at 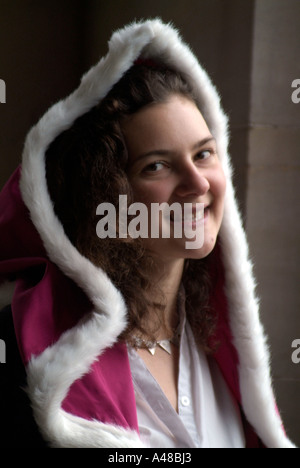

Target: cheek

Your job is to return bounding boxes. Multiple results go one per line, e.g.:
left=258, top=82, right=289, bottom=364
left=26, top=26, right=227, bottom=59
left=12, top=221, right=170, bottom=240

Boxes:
left=130, top=181, right=171, bottom=206
left=211, top=167, right=226, bottom=204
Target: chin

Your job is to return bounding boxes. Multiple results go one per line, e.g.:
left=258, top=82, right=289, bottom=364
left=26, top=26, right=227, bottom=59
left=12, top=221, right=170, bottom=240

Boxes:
left=184, top=235, right=218, bottom=260
left=143, top=232, right=219, bottom=263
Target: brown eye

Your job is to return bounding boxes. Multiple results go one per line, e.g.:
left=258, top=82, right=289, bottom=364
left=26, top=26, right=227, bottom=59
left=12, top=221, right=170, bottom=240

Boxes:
left=197, top=150, right=211, bottom=160
left=143, top=162, right=165, bottom=172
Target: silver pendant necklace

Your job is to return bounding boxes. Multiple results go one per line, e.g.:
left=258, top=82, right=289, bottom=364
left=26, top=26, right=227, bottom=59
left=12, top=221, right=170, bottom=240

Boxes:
left=132, top=331, right=180, bottom=356
left=131, top=289, right=183, bottom=355
left=146, top=339, right=173, bottom=356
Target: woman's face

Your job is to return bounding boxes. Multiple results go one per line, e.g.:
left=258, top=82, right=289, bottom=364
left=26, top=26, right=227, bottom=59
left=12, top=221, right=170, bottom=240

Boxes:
left=122, top=94, right=226, bottom=262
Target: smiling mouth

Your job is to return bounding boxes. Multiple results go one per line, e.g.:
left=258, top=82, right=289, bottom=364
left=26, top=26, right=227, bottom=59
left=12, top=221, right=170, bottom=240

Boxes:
left=168, top=205, right=209, bottom=224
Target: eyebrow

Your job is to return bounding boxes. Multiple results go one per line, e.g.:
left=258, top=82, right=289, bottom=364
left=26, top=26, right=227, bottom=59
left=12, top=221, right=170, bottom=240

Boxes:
left=133, top=136, right=216, bottom=163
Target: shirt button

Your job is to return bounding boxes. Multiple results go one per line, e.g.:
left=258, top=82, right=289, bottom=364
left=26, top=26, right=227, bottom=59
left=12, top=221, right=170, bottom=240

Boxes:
left=181, top=396, right=190, bottom=407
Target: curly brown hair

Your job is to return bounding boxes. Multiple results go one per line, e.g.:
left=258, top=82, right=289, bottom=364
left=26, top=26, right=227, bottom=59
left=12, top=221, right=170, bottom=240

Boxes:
left=45, top=63, right=217, bottom=351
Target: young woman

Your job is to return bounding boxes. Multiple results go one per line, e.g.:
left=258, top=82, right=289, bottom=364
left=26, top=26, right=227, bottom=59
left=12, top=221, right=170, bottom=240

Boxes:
left=0, top=19, right=295, bottom=448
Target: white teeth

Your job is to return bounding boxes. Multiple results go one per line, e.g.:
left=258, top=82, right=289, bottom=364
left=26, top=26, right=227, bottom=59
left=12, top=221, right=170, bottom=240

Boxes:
left=163, top=204, right=206, bottom=222
left=171, top=210, right=204, bottom=222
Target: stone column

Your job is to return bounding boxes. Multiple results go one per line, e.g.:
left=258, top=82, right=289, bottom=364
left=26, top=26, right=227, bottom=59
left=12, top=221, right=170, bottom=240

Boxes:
left=245, top=0, right=300, bottom=445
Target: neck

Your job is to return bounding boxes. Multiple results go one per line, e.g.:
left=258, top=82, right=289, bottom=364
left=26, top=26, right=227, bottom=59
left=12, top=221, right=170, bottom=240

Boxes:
left=147, top=257, right=185, bottom=337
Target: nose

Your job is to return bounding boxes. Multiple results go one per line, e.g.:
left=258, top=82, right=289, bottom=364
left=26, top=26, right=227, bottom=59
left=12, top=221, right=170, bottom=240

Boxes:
left=175, top=163, right=210, bottom=198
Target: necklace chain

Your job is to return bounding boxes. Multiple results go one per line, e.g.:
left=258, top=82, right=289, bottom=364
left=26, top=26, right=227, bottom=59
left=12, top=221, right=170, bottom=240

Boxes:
left=131, top=288, right=184, bottom=355
left=131, top=330, right=181, bottom=355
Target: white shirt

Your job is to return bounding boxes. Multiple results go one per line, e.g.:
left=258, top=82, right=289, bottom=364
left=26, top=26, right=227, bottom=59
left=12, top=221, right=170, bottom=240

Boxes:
left=127, top=314, right=245, bottom=448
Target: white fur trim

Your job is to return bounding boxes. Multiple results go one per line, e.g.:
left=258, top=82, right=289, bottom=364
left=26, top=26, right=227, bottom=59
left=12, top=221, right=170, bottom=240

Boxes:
left=19, top=18, right=295, bottom=448
left=220, top=182, right=295, bottom=448
left=26, top=307, right=143, bottom=448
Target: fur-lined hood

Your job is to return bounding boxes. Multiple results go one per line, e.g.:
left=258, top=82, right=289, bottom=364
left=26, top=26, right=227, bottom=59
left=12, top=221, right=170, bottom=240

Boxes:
left=0, top=18, right=295, bottom=448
